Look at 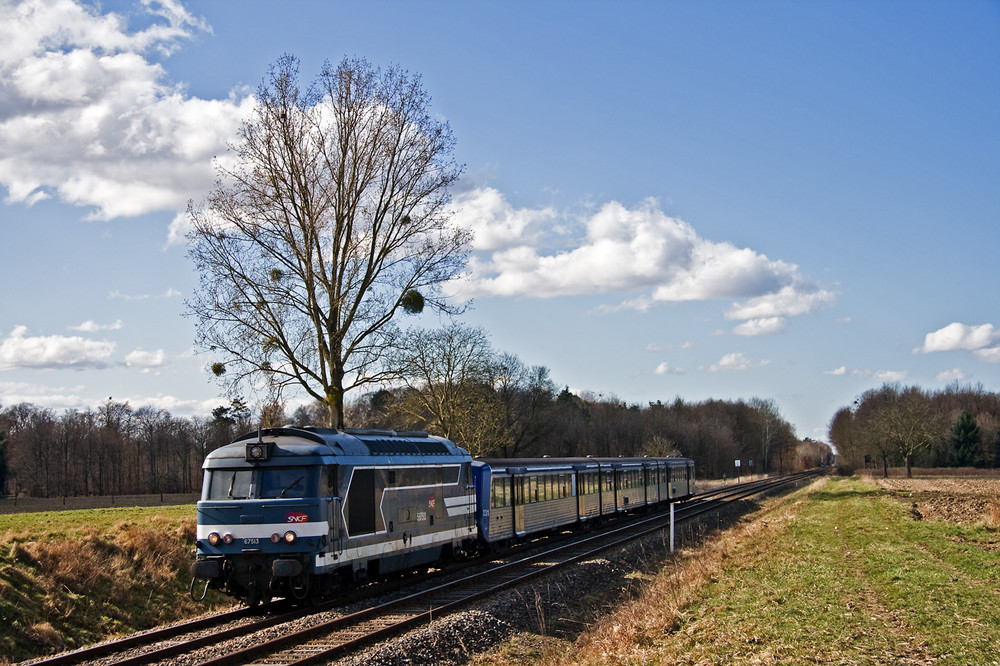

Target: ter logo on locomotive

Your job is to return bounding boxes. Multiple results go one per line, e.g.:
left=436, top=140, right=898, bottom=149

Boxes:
left=286, top=512, right=309, bottom=523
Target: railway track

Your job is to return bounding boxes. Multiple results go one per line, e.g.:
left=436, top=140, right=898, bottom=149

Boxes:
left=28, top=470, right=818, bottom=666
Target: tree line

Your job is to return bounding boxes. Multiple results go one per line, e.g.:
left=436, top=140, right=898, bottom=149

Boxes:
left=0, top=326, right=827, bottom=498
left=828, top=383, right=1000, bottom=477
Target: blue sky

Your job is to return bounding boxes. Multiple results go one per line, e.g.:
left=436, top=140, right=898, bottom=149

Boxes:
left=1, top=0, right=998, bottom=441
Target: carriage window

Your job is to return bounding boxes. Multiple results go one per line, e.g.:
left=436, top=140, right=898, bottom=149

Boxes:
left=492, top=477, right=509, bottom=508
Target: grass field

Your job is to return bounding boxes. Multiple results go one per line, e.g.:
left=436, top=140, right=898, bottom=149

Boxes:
left=475, top=476, right=1000, bottom=665
left=0, top=503, right=230, bottom=664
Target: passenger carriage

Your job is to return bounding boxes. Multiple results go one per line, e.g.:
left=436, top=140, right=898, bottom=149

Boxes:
left=472, top=456, right=695, bottom=548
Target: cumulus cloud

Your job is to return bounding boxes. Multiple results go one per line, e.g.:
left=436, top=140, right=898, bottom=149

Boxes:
left=125, top=348, right=166, bottom=370
left=0, top=325, right=115, bottom=370
left=109, top=287, right=181, bottom=301
left=455, top=192, right=832, bottom=333
left=0, top=0, right=252, bottom=221
left=732, top=316, right=787, bottom=337
left=936, top=368, right=968, bottom=382
left=653, top=362, right=684, bottom=375
left=845, top=368, right=908, bottom=382
left=916, top=322, right=1000, bottom=356
left=708, top=352, right=770, bottom=373
left=0, top=379, right=219, bottom=417
left=448, top=186, right=556, bottom=251
left=0, top=379, right=91, bottom=410
left=823, top=366, right=847, bottom=376
left=70, top=319, right=123, bottom=332
left=974, top=347, right=1000, bottom=363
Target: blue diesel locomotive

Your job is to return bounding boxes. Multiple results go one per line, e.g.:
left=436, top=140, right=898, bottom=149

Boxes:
left=190, top=427, right=694, bottom=605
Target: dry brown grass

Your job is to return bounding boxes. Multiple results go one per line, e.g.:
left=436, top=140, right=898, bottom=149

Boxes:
left=1, top=510, right=214, bottom=664
left=28, top=622, right=64, bottom=652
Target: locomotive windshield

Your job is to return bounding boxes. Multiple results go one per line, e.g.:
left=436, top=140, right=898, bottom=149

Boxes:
left=203, top=467, right=324, bottom=500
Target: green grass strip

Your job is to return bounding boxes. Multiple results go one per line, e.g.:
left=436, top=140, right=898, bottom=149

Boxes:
left=655, top=478, right=1000, bottom=664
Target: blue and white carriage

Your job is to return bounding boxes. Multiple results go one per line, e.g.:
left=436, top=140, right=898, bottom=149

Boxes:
left=471, top=457, right=695, bottom=547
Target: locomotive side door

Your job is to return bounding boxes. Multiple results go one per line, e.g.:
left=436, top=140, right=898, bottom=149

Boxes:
left=326, top=464, right=344, bottom=558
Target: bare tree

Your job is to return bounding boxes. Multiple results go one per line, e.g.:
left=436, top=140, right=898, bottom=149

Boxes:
left=187, top=55, right=470, bottom=427
left=855, top=384, right=946, bottom=477
left=750, top=397, right=782, bottom=474
left=389, top=324, right=507, bottom=456
left=491, top=354, right=556, bottom=457
left=828, top=406, right=861, bottom=472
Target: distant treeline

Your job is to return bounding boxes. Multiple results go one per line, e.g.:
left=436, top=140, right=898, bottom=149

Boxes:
left=829, top=383, right=1000, bottom=476
left=0, top=388, right=828, bottom=498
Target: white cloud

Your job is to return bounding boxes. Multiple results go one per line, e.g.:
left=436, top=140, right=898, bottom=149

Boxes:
left=973, top=347, right=1000, bottom=363
left=936, top=368, right=968, bottom=382
left=823, top=366, right=847, bottom=376
left=125, top=348, right=166, bottom=369
left=0, top=379, right=90, bottom=410
left=109, top=287, right=181, bottom=301
left=0, top=325, right=115, bottom=370
left=448, top=186, right=556, bottom=251
left=0, top=0, right=252, bottom=221
left=847, top=368, right=908, bottom=382
left=456, top=192, right=832, bottom=333
left=0, top=379, right=221, bottom=418
left=732, top=316, right=787, bottom=337
left=915, top=322, right=1000, bottom=364
left=873, top=370, right=908, bottom=382
left=70, top=319, right=123, bottom=332
left=916, top=322, right=999, bottom=353
left=708, top=352, right=770, bottom=373
left=653, top=362, right=684, bottom=375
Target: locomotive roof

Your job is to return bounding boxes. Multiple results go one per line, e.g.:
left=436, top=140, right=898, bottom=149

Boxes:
left=203, top=426, right=471, bottom=467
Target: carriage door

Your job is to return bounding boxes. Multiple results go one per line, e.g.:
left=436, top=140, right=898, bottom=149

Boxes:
left=463, top=463, right=476, bottom=535
left=512, top=469, right=527, bottom=536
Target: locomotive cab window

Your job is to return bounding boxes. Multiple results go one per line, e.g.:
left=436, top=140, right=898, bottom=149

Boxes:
left=203, top=467, right=321, bottom=500
left=205, top=469, right=253, bottom=500
left=259, top=467, right=320, bottom=499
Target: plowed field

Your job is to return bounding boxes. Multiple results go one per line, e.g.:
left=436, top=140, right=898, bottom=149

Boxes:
left=877, top=477, right=1000, bottom=527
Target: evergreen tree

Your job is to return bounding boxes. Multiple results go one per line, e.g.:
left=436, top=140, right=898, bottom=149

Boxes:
left=948, top=410, right=980, bottom=467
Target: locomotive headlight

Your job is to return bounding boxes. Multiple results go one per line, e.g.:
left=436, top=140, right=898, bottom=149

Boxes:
left=270, top=533, right=281, bottom=544
left=208, top=532, right=221, bottom=546
left=283, top=530, right=297, bottom=544
left=222, top=533, right=235, bottom=545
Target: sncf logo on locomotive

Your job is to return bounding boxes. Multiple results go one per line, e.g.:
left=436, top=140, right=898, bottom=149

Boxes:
left=286, top=512, right=309, bottom=523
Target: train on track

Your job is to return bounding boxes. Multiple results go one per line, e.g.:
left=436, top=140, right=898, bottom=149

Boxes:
left=190, top=427, right=695, bottom=606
